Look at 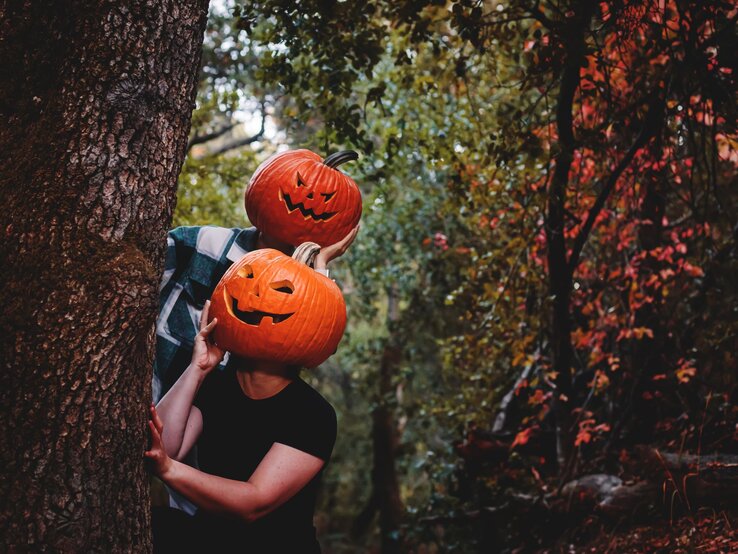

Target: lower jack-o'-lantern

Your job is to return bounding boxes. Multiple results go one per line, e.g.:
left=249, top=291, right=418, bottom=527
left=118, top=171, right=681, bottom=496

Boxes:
left=245, top=149, right=362, bottom=247
left=208, top=246, right=347, bottom=368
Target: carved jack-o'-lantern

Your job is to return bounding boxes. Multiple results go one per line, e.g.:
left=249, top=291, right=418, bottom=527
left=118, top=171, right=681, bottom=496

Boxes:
left=208, top=248, right=347, bottom=368
left=245, top=149, right=362, bottom=247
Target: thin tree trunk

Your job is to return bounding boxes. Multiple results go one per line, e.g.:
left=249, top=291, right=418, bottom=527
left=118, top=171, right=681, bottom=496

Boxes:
left=355, top=288, right=404, bottom=551
left=0, top=1, right=209, bottom=550
left=374, top=339, right=404, bottom=553
left=546, top=3, right=593, bottom=471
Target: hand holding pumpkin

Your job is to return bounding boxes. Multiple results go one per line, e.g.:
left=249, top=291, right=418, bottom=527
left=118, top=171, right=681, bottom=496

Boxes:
left=314, top=224, right=360, bottom=271
left=190, top=300, right=225, bottom=374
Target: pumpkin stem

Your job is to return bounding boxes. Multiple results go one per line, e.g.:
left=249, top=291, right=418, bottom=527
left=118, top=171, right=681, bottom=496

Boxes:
left=323, top=150, right=358, bottom=169
left=292, top=242, right=321, bottom=267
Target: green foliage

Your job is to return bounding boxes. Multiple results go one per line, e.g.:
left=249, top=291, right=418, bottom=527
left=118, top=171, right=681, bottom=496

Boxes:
left=174, top=152, right=256, bottom=228
left=237, top=0, right=386, bottom=149
left=179, top=0, right=738, bottom=550
left=174, top=1, right=280, bottom=229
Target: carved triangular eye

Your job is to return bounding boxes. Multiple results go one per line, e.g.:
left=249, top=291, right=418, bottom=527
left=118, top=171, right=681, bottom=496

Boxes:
left=237, top=265, right=254, bottom=279
left=321, top=191, right=336, bottom=202
left=270, top=280, right=294, bottom=294
left=296, top=172, right=306, bottom=187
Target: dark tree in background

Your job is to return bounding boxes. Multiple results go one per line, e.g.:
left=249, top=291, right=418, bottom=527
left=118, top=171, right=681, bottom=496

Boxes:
left=228, top=0, right=737, bottom=550
left=0, top=0, right=209, bottom=550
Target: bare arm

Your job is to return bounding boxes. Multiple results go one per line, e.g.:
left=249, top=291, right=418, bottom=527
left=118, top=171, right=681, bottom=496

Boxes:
left=145, top=409, right=325, bottom=523
left=154, top=368, right=204, bottom=460
left=155, top=300, right=224, bottom=460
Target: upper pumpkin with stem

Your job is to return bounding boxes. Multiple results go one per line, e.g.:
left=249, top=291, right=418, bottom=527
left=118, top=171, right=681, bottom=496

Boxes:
left=208, top=244, right=347, bottom=368
left=245, top=149, right=362, bottom=247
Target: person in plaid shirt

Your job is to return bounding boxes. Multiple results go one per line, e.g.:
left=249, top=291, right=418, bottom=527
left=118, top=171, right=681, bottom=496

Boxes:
left=154, top=225, right=257, bottom=403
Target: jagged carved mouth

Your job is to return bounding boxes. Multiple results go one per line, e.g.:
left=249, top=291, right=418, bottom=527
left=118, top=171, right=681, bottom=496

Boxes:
left=231, top=298, right=294, bottom=326
left=282, top=193, right=337, bottom=222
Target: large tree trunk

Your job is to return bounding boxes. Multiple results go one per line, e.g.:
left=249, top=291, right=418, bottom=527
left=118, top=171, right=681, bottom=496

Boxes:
left=0, top=1, right=209, bottom=550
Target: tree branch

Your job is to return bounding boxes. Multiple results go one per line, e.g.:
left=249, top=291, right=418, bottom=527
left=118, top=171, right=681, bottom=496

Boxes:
left=567, top=91, right=666, bottom=273
left=207, top=108, right=267, bottom=157
left=187, top=122, right=237, bottom=151
left=529, top=7, right=559, bottom=31
left=545, top=6, right=585, bottom=281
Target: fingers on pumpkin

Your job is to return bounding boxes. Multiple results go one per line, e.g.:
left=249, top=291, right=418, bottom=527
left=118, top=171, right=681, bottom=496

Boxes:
left=199, top=318, right=218, bottom=340
left=200, top=301, right=211, bottom=332
left=340, top=226, right=359, bottom=253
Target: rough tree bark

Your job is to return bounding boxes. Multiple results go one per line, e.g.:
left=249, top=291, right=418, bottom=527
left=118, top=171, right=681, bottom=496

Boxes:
left=0, top=1, right=209, bottom=550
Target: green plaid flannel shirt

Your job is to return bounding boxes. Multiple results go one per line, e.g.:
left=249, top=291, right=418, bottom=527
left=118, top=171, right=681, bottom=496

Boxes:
left=153, top=225, right=258, bottom=401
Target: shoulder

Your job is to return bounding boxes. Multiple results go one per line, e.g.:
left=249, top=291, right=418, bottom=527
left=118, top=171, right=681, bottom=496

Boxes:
left=290, top=378, right=337, bottom=435
left=290, top=379, right=336, bottom=422
left=168, top=226, right=257, bottom=255
left=168, top=226, right=257, bottom=274
left=167, top=225, right=205, bottom=247
left=274, top=380, right=337, bottom=461
left=169, top=224, right=244, bottom=245
left=193, top=226, right=240, bottom=258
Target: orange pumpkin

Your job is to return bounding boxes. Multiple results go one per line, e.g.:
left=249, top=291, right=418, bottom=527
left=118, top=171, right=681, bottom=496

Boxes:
left=208, top=248, right=347, bottom=368
left=245, top=149, right=362, bottom=247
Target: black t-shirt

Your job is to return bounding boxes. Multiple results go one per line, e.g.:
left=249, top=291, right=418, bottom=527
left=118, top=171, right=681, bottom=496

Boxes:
left=191, top=366, right=337, bottom=553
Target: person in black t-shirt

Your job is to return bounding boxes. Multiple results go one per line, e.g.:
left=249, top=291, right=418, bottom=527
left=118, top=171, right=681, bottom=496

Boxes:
left=145, top=301, right=337, bottom=553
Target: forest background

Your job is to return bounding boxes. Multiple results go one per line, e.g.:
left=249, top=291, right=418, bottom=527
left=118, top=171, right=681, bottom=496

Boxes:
left=0, top=0, right=735, bottom=552
left=175, top=0, right=737, bottom=552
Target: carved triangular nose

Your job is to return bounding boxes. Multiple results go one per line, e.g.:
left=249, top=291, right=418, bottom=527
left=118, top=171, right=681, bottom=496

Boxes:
left=306, top=192, right=314, bottom=199
left=249, top=280, right=264, bottom=298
